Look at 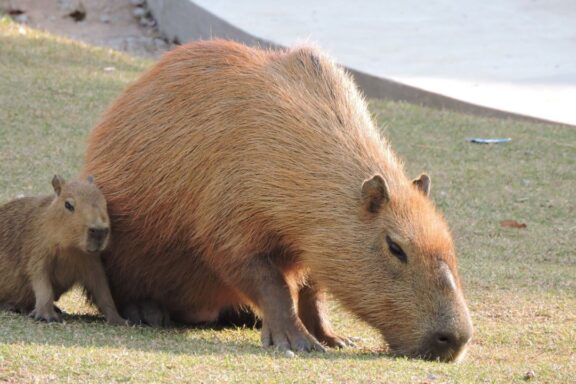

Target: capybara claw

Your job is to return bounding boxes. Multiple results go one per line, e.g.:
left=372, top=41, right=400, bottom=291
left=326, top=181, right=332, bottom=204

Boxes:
left=261, top=323, right=326, bottom=353
left=30, top=308, right=62, bottom=323
left=322, top=334, right=356, bottom=349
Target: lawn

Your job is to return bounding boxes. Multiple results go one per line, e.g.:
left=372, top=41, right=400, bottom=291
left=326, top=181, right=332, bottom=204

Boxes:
left=0, top=17, right=574, bottom=383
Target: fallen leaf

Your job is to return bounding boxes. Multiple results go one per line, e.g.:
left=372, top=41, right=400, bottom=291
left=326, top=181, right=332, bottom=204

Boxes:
left=500, top=220, right=527, bottom=229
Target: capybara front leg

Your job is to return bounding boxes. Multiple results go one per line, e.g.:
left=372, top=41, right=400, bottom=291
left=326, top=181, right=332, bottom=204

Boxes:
left=298, top=283, right=354, bottom=348
left=82, top=257, right=126, bottom=325
left=237, top=257, right=325, bottom=353
left=29, top=270, right=61, bottom=323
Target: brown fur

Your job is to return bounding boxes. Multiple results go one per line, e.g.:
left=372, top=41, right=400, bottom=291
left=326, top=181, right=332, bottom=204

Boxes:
left=83, top=40, right=472, bottom=360
left=0, top=176, right=125, bottom=325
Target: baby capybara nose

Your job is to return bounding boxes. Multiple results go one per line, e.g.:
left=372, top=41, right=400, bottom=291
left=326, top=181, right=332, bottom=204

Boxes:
left=88, top=227, right=109, bottom=241
left=424, top=330, right=471, bottom=361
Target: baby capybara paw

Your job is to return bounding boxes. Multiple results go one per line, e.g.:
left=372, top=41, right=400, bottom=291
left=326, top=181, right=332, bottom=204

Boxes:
left=30, top=307, right=62, bottom=323
left=261, top=322, right=326, bottom=353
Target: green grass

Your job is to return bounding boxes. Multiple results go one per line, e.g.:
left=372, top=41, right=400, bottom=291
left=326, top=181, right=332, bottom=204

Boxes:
left=1, top=17, right=575, bottom=383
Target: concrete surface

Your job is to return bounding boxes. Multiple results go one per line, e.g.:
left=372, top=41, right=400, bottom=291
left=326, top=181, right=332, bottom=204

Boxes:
left=1, top=0, right=171, bottom=58
left=148, top=0, right=576, bottom=126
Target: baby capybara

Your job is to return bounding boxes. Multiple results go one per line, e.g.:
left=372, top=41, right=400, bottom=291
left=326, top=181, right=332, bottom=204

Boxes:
left=0, top=175, right=125, bottom=325
left=83, top=40, right=472, bottom=361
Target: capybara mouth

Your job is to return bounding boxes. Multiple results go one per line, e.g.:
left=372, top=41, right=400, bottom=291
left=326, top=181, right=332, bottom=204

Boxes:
left=387, top=339, right=467, bottom=363
left=390, top=347, right=460, bottom=363
left=85, top=239, right=108, bottom=253
left=85, top=245, right=103, bottom=253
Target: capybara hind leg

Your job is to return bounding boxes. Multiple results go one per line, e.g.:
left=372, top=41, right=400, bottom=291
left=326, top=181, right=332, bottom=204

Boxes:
left=121, top=301, right=171, bottom=327
left=235, top=257, right=325, bottom=352
left=140, top=301, right=172, bottom=327
left=217, top=306, right=261, bottom=328
left=0, top=303, right=17, bottom=312
left=122, top=304, right=142, bottom=325
left=298, top=284, right=354, bottom=348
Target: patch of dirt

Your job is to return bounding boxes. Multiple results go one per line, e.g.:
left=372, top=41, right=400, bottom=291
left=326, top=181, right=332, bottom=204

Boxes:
left=1, top=0, right=172, bottom=58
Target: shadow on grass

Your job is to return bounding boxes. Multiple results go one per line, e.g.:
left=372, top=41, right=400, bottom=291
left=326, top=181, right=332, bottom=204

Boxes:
left=0, top=311, right=390, bottom=361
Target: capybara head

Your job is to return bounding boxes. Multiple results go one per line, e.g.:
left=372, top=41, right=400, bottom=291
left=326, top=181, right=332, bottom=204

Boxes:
left=49, top=175, right=110, bottom=253
left=340, top=173, right=472, bottom=361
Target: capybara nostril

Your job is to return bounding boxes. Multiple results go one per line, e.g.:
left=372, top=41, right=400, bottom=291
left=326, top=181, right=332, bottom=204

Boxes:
left=88, top=227, right=109, bottom=241
left=435, top=332, right=455, bottom=347
left=424, top=330, right=470, bottom=361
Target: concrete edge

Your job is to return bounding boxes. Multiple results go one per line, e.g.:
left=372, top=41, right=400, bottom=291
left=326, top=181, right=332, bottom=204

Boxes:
left=147, top=0, right=562, bottom=126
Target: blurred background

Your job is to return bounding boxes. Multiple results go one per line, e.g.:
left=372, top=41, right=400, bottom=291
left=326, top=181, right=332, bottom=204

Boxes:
left=0, top=0, right=576, bottom=125
left=3, top=0, right=575, bottom=125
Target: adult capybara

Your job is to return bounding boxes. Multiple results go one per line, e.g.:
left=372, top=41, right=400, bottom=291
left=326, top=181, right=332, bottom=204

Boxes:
left=83, top=40, right=472, bottom=361
left=0, top=175, right=125, bottom=325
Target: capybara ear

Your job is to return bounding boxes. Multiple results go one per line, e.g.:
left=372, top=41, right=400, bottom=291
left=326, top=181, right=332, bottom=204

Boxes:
left=361, top=175, right=389, bottom=213
left=287, top=46, right=324, bottom=74
left=87, top=175, right=95, bottom=184
left=413, top=174, right=431, bottom=197
left=52, top=175, right=65, bottom=196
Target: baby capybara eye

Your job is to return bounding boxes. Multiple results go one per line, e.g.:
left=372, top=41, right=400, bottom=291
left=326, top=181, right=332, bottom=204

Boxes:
left=386, top=236, right=407, bottom=263
left=64, top=201, right=75, bottom=212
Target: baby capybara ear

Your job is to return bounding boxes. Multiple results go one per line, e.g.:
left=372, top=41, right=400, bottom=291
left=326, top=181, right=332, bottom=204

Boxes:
left=87, top=175, right=95, bottom=184
left=361, top=174, right=389, bottom=214
left=412, top=174, right=431, bottom=197
left=51, top=175, right=65, bottom=196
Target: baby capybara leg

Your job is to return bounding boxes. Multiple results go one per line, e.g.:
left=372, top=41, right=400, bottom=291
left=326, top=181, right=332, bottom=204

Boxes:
left=298, top=284, right=354, bottom=348
left=29, top=271, right=61, bottom=323
left=235, top=256, right=325, bottom=352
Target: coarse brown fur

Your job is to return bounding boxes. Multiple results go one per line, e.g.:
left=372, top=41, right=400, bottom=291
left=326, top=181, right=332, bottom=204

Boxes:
left=83, top=40, right=472, bottom=360
left=0, top=176, right=125, bottom=325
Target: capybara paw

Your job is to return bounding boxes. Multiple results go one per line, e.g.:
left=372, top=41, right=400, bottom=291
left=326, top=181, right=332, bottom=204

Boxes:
left=140, top=301, right=172, bottom=327
left=318, top=333, right=356, bottom=349
left=106, top=315, right=129, bottom=326
left=121, top=301, right=172, bottom=327
left=261, top=322, right=326, bottom=353
left=30, top=308, right=62, bottom=323
left=0, top=303, right=17, bottom=312
left=122, top=304, right=142, bottom=325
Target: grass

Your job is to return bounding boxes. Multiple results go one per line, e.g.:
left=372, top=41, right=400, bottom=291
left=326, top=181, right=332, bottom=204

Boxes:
left=0, top=17, right=575, bottom=383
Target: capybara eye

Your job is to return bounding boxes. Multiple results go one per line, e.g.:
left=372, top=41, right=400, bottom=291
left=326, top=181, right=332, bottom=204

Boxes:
left=386, top=236, right=407, bottom=263
left=64, top=201, right=75, bottom=212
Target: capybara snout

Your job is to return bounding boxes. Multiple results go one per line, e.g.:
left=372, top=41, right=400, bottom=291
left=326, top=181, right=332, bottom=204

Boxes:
left=417, top=263, right=473, bottom=362
left=86, top=226, right=110, bottom=253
